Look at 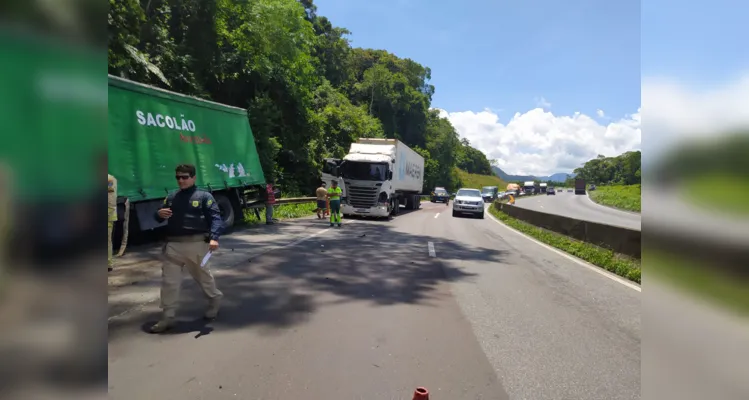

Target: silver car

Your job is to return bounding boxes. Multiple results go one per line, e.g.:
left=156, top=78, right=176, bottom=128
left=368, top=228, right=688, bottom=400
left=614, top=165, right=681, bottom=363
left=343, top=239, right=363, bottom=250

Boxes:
left=452, top=188, right=485, bottom=219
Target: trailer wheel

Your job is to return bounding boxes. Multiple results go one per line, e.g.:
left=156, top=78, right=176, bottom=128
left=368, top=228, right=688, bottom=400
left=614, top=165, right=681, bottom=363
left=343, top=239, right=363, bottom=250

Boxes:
left=214, top=193, right=235, bottom=230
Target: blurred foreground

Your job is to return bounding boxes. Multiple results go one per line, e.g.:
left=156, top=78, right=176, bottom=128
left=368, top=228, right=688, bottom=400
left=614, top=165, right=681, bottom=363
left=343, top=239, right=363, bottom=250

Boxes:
left=0, top=6, right=107, bottom=398
left=644, top=123, right=749, bottom=399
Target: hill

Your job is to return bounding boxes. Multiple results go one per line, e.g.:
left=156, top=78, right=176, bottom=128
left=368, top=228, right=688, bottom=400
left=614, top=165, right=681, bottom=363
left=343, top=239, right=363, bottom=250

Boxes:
left=492, top=166, right=572, bottom=183
left=457, top=168, right=507, bottom=190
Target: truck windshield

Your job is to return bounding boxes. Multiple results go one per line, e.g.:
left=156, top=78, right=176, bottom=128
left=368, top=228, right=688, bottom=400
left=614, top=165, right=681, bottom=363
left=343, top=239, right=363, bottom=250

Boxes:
left=481, top=187, right=494, bottom=194
left=342, top=162, right=388, bottom=181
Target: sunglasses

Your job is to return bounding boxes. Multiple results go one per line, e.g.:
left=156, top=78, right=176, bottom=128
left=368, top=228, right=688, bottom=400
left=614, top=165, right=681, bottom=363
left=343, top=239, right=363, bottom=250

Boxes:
left=175, top=175, right=192, bottom=180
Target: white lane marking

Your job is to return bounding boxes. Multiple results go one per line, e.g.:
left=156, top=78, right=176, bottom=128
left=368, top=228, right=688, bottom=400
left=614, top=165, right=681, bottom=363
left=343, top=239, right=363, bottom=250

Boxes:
left=485, top=205, right=641, bottom=292
left=434, top=213, right=440, bottom=219
left=108, top=219, right=360, bottom=322
left=428, top=241, right=436, bottom=257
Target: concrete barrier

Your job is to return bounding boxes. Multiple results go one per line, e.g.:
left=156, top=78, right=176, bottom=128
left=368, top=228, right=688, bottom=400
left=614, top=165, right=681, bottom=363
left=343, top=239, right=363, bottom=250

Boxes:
left=494, top=202, right=641, bottom=259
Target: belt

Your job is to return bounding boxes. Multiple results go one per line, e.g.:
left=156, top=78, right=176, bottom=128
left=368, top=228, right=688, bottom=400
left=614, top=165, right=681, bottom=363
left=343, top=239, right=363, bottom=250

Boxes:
left=167, top=234, right=207, bottom=243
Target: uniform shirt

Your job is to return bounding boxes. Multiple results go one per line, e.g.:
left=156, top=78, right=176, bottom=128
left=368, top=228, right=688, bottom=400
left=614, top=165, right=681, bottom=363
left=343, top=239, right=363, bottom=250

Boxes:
left=315, top=187, right=327, bottom=200
left=156, top=186, right=223, bottom=241
left=107, top=174, right=118, bottom=222
left=328, top=186, right=342, bottom=201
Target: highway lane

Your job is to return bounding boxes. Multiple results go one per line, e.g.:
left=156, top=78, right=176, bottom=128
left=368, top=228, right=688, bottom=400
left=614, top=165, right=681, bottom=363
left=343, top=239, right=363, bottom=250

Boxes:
left=108, top=202, right=640, bottom=399
left=513, top=192, right=641, bottom=231
left=432, top=204, right=640, bottom=400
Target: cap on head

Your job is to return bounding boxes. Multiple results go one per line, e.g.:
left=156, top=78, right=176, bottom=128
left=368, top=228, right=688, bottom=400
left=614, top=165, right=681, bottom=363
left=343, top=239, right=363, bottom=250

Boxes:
left=331, top=180, right=338, bottom=186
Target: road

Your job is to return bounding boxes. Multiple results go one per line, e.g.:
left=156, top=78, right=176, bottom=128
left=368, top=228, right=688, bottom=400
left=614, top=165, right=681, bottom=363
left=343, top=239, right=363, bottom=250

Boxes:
left=513, top=192, right=641, bottom=231
left=108, top=202, right=641, bottom=400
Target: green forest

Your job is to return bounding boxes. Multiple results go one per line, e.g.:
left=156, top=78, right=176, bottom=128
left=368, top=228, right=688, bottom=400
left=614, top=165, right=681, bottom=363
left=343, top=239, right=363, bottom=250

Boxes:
left=108, top=0, right=493, bottom=195
left=564, top=151, right=642, bottom=187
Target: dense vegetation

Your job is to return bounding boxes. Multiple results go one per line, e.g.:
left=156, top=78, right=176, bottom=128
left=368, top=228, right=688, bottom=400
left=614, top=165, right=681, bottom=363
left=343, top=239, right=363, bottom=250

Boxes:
left=108, top=0, right=493, bottom=195
left=588, top=185, right=641, bottom=212
left=456, top=168, right=506, bottom=191
left=563, top=151, right=641, bottom=187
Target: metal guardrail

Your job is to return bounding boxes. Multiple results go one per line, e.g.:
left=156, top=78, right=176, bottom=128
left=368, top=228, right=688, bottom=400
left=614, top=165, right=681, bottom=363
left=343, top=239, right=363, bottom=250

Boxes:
left=245, top=197, right=317, bottom=209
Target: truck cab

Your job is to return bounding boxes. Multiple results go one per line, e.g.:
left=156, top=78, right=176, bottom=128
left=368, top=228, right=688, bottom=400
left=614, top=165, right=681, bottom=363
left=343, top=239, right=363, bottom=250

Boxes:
left=337, top=138, right=424, bottom=218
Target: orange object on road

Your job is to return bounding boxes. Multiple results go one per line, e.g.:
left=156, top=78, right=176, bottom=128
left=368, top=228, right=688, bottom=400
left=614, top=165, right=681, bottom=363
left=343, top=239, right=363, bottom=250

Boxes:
left=412, top=387, right=429, bottom=400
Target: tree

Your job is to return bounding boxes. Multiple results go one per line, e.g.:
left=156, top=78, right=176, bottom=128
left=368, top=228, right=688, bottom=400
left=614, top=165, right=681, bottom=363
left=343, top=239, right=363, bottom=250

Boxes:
left=108, top=0, right=493, bottom=195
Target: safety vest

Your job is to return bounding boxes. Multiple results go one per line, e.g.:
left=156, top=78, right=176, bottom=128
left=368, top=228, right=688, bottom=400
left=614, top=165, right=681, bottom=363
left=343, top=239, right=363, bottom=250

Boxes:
left=328, top=186, right=342, bottom=201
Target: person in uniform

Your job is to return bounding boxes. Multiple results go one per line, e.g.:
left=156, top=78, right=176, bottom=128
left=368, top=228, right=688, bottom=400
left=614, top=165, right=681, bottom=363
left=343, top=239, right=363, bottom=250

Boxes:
left=150, top=164, right=224, bottom=333
left=327, top=180, right=342, bottom=228
left=108, top=173, right=118, bottom=272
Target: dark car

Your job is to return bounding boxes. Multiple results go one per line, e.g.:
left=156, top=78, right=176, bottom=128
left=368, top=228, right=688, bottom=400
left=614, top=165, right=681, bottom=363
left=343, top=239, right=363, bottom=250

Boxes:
left=431, top=187, right=450, bottom=203
left=481, top=186, right=499, bottom=203
left=547, top=187, right=556, bottom=195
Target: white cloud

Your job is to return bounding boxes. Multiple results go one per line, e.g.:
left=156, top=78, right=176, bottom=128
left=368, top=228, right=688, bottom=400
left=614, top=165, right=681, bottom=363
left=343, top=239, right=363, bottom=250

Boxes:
left=596, top=109, right=606, bottom=118
left=642, top=74, right=749, bottom=165
left=535, top=97, right=552, bottom=109
left=436, top=107, right=641, bottom=176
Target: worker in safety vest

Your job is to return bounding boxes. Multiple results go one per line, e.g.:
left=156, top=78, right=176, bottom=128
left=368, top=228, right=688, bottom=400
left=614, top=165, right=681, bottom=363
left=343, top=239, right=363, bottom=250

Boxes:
left=108, top=173, right=118, bottom=272
left=327, top=180, right=342, bottom=228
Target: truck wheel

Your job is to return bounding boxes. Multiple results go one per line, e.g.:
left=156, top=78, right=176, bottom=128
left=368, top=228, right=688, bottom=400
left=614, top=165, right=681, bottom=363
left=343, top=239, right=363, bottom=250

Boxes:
left=214, top=193, right=235, bottom=230
left=478, top=211, right=485, bottom=219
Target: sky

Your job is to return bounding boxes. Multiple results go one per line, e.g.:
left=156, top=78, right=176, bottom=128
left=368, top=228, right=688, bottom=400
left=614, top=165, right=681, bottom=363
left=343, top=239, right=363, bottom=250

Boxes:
left=314, top=0, right=749, bottom=176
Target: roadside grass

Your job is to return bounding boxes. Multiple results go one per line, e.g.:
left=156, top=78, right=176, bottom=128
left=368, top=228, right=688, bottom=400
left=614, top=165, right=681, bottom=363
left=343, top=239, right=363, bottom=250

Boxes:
left=456, top=168, right=507, bottom=190
left=488, top=204, right=641, bottom=283
left=241, top=202, right=318, bottom=225
left=588, top=184, right=641, bottom=212
left=645, top=248, right=749, bottom=317
left=683, top=174, right=749, bottom=216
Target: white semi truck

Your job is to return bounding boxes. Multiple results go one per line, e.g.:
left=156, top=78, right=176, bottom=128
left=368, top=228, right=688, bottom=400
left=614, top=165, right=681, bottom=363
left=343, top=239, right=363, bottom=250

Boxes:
left=326, top=138, right=424, bottom=218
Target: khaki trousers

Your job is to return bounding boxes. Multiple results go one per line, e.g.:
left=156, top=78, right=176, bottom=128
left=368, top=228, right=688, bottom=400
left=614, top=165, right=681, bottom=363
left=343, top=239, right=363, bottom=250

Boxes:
left=160, top=240, right=223, bottom=318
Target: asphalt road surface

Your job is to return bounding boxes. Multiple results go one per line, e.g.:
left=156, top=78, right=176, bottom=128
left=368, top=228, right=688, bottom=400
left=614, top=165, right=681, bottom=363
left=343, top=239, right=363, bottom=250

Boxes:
left=108, top=202, right=641, bottom=400
left=513, top=192, right=641, bottom=231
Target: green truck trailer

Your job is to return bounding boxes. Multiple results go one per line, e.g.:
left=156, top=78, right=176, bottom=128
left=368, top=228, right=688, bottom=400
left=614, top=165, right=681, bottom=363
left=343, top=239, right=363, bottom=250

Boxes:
left=108, top=75, right=266, bottom=232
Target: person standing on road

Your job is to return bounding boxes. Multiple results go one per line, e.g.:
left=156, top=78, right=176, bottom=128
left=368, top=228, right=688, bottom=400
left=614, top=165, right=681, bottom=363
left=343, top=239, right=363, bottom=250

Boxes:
left=150, top=164, right=224, bottom=333
left=327, top=180, right=342, bottom=228
left=315, top=182, right=327, bottom=219
left=108, top=172, right=118, bottom=272
left=264, top=182, right=276, bottom=225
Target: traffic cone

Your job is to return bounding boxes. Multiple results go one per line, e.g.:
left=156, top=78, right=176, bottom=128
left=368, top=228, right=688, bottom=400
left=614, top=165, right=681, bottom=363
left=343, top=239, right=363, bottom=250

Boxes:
left=412, top=387, right=429, bottom=400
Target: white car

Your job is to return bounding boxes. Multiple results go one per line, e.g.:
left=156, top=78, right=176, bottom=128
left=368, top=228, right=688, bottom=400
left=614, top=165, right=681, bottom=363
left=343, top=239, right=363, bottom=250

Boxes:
left=452, top=188, right=485, bottom=219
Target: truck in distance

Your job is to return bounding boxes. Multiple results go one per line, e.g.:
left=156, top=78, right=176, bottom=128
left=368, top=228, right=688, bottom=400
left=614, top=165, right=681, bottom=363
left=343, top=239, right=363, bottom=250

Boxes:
left=331, top=138, right=424, bottom=219
left=574, top=178, right=586, bottom=195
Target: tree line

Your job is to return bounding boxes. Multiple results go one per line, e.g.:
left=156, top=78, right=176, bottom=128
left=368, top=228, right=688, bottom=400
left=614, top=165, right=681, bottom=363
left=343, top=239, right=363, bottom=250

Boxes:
left=108, top=0, right=493, bottom=194
left=563, top=151, right=642, bottom=187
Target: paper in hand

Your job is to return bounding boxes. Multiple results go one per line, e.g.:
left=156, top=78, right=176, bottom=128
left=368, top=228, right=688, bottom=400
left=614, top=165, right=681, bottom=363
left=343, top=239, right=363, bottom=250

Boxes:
left=200, top=251, right=213, bottom=268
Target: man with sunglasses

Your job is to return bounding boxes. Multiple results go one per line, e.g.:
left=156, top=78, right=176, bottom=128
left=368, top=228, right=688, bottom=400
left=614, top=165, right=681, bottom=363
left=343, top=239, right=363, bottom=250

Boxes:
left=150, top=164, right=224, bottom=333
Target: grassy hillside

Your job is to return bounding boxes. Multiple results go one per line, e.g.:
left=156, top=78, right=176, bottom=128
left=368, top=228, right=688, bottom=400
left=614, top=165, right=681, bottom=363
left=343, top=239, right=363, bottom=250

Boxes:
left=456, top=168, right=507, bottom=190
left=684, top=174, right=749, bottom=216
left=588, top=184, right=641, bottom=212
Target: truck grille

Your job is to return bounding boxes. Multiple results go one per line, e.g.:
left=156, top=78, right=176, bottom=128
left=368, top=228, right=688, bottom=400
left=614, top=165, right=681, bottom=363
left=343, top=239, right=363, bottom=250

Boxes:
left=346, top=185, right=379, bottom=208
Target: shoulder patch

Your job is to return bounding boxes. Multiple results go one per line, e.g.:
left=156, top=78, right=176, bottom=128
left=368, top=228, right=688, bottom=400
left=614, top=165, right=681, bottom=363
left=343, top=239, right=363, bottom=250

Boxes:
left=207, top=199, right=213, bottom=206
left=192, top=200, right=199, bottom=207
